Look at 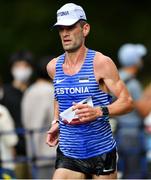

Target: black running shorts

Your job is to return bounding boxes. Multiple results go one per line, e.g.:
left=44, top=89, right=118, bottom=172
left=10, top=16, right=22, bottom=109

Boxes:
left=55, top=146, right=117, bottom=176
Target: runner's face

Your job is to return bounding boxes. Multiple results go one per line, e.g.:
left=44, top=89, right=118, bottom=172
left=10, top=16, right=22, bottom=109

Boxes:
left=58, top=22, right=85, bottom=52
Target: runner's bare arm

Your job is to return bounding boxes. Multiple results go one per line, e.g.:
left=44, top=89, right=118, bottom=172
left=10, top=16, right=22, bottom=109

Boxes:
left=46, top=58, right=60, bottom=146
left=94, top=52, right=134, bottom=116
left=47, top=57, right=60, bottom=121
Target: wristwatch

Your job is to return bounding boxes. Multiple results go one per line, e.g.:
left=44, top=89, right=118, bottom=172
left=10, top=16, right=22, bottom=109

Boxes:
left=100, top=106, right=109, bottom=116
left=51, top=119, right=59, bottom=125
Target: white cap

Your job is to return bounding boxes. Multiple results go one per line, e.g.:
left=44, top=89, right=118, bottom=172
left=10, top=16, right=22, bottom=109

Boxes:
left=118, top=43, right=147, bottom=67
left=54, top=3, right=87, bottom=27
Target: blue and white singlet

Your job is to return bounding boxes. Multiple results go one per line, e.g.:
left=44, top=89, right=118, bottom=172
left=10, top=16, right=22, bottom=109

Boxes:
left=54, top=49, right=116, bottom=159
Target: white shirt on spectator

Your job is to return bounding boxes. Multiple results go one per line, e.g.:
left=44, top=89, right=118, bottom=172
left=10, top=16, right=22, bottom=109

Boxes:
left=0, top=104, right=18, bottom=170
left=22, top=80, right=56, bottom=166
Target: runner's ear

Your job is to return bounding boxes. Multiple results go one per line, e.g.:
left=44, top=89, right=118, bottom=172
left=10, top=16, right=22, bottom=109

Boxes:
left=83, top=23, right=90, bottom=37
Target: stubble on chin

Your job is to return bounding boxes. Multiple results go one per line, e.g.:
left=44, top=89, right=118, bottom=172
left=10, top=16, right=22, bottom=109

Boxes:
left=63, top=43, right=81, bottom=53
left=63, top=44, right=74, bottom=52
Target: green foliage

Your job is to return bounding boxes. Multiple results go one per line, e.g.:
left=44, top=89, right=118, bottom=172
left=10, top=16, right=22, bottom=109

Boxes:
left=0, top=0, right=151, bottom=83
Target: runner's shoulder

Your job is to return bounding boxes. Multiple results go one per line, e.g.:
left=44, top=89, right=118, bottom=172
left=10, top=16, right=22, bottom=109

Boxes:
left=47, top=56, right=59, bottom=79
left=94, top=51, right=113, bottom=67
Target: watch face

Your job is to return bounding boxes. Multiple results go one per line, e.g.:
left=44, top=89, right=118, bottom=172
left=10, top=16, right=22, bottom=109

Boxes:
left=101, top=106, right=109, bottom=116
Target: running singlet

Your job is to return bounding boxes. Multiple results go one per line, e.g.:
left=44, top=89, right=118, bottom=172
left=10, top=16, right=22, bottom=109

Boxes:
left=54, top=49, right=116, bottom=159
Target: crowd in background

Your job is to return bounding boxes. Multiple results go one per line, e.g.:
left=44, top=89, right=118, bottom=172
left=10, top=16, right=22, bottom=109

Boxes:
left=115, top=43, right=151, bottom=178
left=0, top=45, right=151, bottom=179
left=0, top=51, right=56, bottom=179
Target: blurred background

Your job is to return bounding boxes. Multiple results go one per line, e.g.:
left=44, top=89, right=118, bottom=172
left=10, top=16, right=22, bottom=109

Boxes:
left=0, top=0, right=151, bottom=84
left=1, top=0, right=151, bottom=179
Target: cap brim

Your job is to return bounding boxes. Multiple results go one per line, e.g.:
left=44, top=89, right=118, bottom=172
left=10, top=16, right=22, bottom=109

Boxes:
left=53, top=19, right=79, bottom=27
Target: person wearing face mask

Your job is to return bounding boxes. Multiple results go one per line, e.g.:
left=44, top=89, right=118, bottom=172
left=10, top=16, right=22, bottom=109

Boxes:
left=0, top=50, right=34, bottom=179
left=115, top=43, right=150, bottom=178
left=11, top=63, right=33, bottom=85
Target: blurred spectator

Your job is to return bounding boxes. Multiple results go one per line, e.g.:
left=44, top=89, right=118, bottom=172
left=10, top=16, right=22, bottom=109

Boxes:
left=0, top=50, right=34, bottom=178
left=0, top=104, right=18, bottom=179
left=116, top=43, right=149, bottom=178
left=144, top=112, right=151, bottom=178
left=22, top=56, right=56, bottom=179
left=144, top=113, right=151, bottom=163
left=142, top=84, right=151, bottom=178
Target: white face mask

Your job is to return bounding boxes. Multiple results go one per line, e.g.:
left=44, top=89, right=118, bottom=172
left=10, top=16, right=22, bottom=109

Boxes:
left=11, top=67, right=33, bottom=82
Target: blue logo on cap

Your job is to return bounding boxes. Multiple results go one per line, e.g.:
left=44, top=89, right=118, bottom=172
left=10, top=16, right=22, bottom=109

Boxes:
left=58, top=11, right=69, bottom=17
